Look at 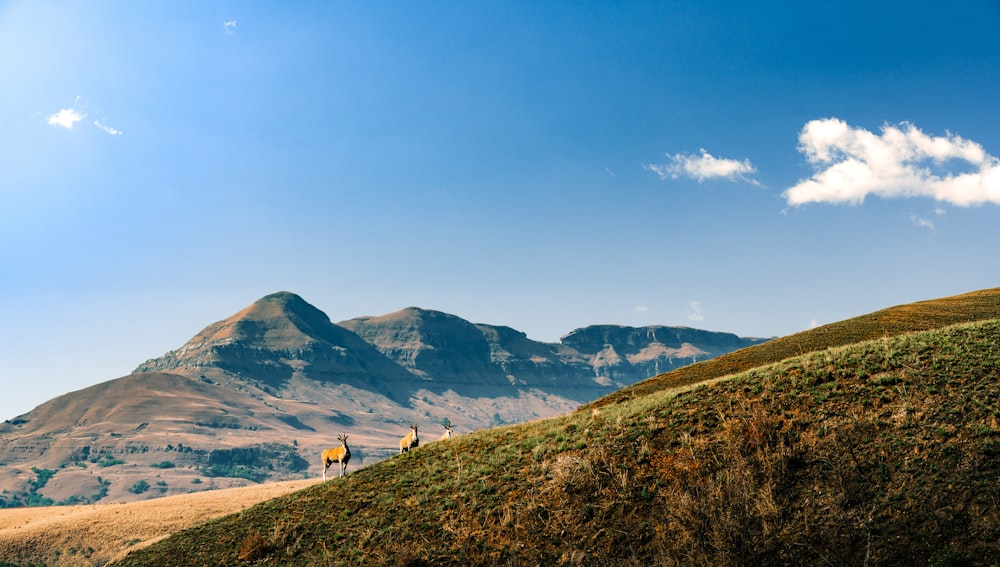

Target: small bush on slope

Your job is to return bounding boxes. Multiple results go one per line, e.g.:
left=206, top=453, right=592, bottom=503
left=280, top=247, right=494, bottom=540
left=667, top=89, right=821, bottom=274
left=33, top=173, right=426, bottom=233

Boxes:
left=114, top=320, right=1000, bottom=566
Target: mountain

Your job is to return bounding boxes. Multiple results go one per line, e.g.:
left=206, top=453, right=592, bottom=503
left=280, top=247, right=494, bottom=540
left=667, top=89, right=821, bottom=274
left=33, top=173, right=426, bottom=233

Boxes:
left=340, top=307, right=593, bottom=398
left=112, top=287, right=1000, bottom=567
left=0, top=291, right=764, bottom=507
left=339, top=307, right=766, bottom=397
left=133, top=291, right=415, bottom=391
left=559, top=324, right=757, bottom=379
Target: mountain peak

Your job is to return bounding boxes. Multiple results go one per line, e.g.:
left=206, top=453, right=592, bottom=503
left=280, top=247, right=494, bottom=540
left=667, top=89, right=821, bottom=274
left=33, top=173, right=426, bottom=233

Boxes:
left=183, top=291, right=336, bottom=349
left=257, top=290, right=308, bottom=305
left=133, top=293, right=412, bottom=388
left=347, top=306, right=453, bottom=325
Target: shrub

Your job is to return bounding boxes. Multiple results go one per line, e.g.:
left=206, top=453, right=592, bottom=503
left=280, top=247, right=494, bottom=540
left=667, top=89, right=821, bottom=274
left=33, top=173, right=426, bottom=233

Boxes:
left=202, top=465, right=267, bottom=483
left=91, top=455, right=125, bottom=467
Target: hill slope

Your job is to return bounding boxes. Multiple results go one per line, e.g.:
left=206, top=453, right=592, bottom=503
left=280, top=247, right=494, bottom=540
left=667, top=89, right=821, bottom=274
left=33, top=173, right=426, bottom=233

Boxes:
left=0, top=479, right=315, bottom=567
left=591, top=286, right=1000, bottom=408
left=112, top=291, right=1000, bottom=566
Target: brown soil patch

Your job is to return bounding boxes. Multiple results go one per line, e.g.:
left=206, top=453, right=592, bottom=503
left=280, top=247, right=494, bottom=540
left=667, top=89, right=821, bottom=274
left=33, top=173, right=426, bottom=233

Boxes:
left=0, top=478, right=318, bottom=566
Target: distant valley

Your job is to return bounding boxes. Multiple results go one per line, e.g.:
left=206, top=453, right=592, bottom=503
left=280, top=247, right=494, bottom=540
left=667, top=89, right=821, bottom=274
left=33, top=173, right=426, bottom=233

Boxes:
left=0, top=292, right=768, bottom=506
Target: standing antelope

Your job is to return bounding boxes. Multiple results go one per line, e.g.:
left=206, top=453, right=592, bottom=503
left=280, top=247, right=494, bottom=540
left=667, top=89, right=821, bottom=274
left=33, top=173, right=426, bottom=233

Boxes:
left=321, top=433, right=351, bottom=480
left=399, top=423, right=419, bottom=453
left=439, top=424, right=454, bottom=441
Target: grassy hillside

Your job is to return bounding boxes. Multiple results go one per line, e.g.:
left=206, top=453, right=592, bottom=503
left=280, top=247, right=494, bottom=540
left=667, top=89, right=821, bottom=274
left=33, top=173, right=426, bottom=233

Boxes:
left=114, top=315, right=1000, bottom=566
left=589, top=286, right=1000, bottom=409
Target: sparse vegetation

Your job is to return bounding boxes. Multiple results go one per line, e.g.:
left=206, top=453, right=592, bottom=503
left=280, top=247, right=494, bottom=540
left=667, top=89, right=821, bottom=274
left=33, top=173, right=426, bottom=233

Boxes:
left=0, top=468, right=57, bottom=508
left=114, top=317, right=1000, bottom=566
left=201, top=447, right=271, bottom=482
left=27, top=467, right=55, bottom=492
left=91, top=454, right=126, bottom=467
left=202, top=464, right=268, bottom=483
left=94, top=476, right=111, bottom=501
left=59, top=475, right=111, bottom=506
left=197, top=445, right=309, bottom=482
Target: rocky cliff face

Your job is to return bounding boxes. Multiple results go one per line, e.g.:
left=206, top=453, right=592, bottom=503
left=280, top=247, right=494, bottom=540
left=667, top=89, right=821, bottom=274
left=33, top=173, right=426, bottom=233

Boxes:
left=340, top=308, right=513, bottom=388
left=340, top=308, right=768, bottom=397
left=339, top=308, right=601, bottom=399
left=559, top=325, right=768, bottom=381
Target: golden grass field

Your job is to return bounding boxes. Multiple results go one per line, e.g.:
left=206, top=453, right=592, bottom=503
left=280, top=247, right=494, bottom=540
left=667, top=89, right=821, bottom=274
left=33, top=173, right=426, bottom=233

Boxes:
left=0, top=478, right=317, bottom=566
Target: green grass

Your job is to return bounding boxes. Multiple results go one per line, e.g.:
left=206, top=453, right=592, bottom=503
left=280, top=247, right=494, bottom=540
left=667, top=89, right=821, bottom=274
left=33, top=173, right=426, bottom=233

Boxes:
left=112, top=289, right=1000, bottom=566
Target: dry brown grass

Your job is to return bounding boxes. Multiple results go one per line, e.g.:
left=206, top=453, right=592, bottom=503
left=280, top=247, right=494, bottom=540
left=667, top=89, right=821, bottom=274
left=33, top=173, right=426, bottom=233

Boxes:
left=0, top=478, right=316, bottom=566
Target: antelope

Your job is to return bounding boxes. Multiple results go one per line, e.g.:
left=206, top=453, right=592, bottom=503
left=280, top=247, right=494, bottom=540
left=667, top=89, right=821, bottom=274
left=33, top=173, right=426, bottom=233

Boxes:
left=321, top=433, right=351, bottom=480
left=399, top=423, right=419, bottom=453
left=439, top=424, right=454, bottom=441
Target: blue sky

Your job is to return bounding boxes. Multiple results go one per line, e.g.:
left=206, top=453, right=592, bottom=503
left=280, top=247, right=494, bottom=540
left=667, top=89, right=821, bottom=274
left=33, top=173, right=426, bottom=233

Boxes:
left=2, top=1, right=1000, bottom=420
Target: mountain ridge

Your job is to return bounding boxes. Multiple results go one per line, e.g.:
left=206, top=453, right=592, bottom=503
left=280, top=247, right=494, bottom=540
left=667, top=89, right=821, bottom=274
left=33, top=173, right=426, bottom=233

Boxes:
left=0, top=291, right=764, bottom=507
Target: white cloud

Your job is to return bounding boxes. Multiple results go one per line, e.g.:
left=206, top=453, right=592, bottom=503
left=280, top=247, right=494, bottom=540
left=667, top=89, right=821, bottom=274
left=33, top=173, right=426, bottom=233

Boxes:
left=224, top=20, right=238, bottom=34
left=47, top=108, right=85, bottom=129
left=687, top=301, right=704, bottom=323
left=94, top=120, right=122, bottom=136
left=908, top=213, right=935, bottom=232
left=633, top=305, right=648, bottom=314
left=646, top=148, right=758, bottom=185
left=784, top=118, right=1000, bottom=207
